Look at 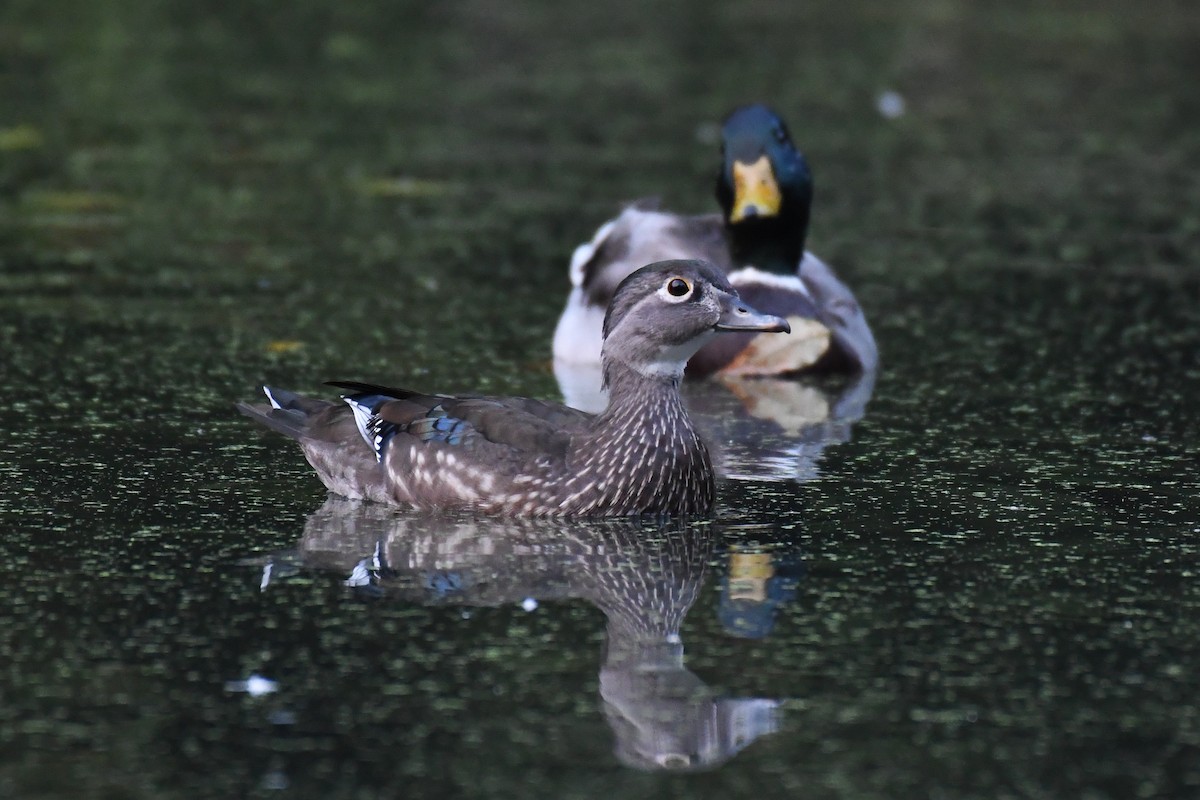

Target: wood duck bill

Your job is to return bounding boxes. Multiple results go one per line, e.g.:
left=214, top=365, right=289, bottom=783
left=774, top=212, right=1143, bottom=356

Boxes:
left=713, top=290, right=791, bottom=333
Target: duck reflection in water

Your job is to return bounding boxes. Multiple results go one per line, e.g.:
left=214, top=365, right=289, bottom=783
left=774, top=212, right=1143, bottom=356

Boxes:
left=719, top=543, right=805, bottom=639
left=555, top=360, right=875, bottom=483
left=283, top=496, right=790, bottom=772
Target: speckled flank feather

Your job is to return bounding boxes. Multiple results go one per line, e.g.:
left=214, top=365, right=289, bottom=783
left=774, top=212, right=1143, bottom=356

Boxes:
left=334, top=368, right=713, bottom=516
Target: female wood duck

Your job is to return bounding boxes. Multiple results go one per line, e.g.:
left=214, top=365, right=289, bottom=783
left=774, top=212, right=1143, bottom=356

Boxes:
left=239, top=260, right=789, bottom=517
left=552, top=104, right=876, bottom=376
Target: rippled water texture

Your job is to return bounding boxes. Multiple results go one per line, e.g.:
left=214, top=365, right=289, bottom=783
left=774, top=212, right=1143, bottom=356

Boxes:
left=1, top=1, right=1198, bottom=798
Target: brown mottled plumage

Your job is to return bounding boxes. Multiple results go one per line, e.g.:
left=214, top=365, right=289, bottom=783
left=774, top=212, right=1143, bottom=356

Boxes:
left=238, top=260, right=789, bottom=517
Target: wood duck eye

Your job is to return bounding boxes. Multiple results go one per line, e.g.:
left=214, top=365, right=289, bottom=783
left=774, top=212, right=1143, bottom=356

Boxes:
left=667, top=278, right=691, bottom=297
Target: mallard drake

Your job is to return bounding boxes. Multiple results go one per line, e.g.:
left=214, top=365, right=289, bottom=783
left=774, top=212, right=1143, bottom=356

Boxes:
left=552, top=104, right=876, bottom=376
left=239, top=260, right=789, bottom=517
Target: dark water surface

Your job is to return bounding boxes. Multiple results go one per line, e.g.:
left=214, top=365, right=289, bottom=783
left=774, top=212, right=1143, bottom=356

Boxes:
left=2, top=1, right=1199, bottom=798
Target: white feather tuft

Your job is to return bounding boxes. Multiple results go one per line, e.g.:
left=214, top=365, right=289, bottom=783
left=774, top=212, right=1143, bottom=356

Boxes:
left=568, top=218, right=617, bottom=287
left=343, top=398, right=377, bottom=452
left=263, top=386, right=284, bottom=410
left=552, top=288, right=607, bottom=363
left=727, top=265, right=811, bottom=299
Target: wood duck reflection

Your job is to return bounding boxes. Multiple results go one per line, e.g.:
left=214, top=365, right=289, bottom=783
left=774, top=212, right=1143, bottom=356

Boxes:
left=282, top=496, right=787, bottom=771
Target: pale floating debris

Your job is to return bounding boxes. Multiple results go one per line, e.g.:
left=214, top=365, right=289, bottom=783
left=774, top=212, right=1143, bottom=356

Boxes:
left=268, top=709, right=297, bottom=725
left=265, top=339, right=304, bottom=354
left=0, top=124, right=43, bottom=151
left=521, top=597, right=538, bottom=612
left=877, top=90, right=906, bottom=119
left=261, top=770, right=290, bottom=790
left=345, top=560, right=372, bottom=587
left=225, top=674, right=279, bottom=697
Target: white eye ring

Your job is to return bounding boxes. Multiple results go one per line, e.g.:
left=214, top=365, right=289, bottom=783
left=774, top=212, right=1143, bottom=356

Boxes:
left=658, top=277, right=693, bottom=303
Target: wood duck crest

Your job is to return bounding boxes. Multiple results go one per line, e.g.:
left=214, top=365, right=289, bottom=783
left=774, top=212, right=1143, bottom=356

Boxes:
left=239, top=259, right=789, bottom=517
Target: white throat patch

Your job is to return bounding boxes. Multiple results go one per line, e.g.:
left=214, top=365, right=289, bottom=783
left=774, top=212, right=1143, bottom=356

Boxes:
left=626, top=330, right=716, bottom=378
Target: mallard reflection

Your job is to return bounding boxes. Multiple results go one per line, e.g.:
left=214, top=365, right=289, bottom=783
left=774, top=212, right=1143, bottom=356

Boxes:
left=718, top=544, right=805, bottom=639
left=286, top=496, right=786, bottom=771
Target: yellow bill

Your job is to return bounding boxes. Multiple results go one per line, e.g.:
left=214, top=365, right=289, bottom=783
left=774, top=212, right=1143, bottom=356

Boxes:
left=729, top=154, right=782, bottom=222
